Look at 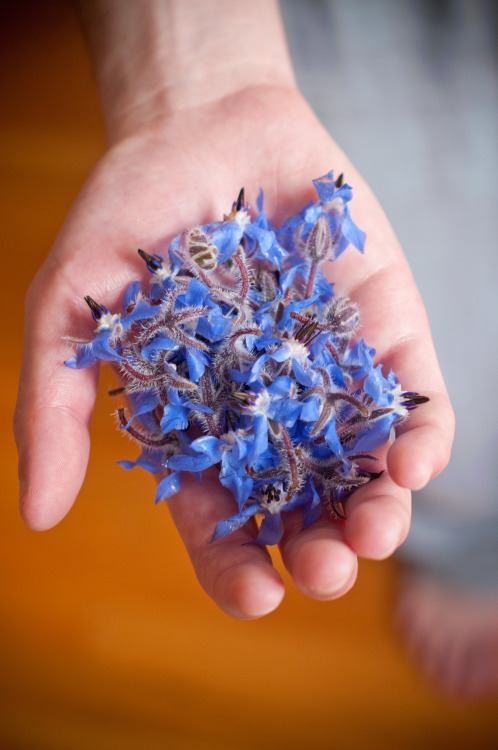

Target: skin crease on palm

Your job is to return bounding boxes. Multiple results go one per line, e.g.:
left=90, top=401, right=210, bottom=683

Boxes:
left=14, top=60, right=454, bottom=619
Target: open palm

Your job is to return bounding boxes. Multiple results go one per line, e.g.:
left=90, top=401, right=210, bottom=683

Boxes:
left=15, top=86, right=454, bottom=618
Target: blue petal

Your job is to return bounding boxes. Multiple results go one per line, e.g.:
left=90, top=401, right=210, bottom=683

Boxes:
left=118, top=448, right=164, bottom=474
left=354, top=414, right=394, bottom=452
left=256, top=188, right=265, bottom=214
left=300, top=395, right=320, bottom=422
left=270, top=398, right=302, bottom=428
left=253, top=330, right=282, bottom=351
left=92, top=331, right=124, bottom=362
left=344, top=338, right=376, bottom=378
left=312, top=170, right=338, bottom=203
left=186, top=348, right=209, bottom=381
left=121, top=298, right=158, bottom=327
left=311, top=268, right=335, bottom=303
left=155, top=471, right=182, bottom=503
left=342, top=211, right=366, bottom=253
left=209, top=502, right=260, bottom=542
left=249, top=353, right=271, bottom=383
left=227, top=368, right=251, bottom=383
left=277, top=203, right=311, bottom=247
left=277, top=294, right=320, bottom=331
left=279, top=263, right=306, bottom=293
left=141, top=335, right=177, bottom=361
left=219, top=451, right=254, bottom=508
left=231, top=431, right=252, bottom=461
left=197, top=306, right=233, bottom=341
left=64, top=347, right=93, bottom=369
left=160, top=405, right=189, bottom=433
left=327, top=362, right=348, bottom=390
left=266, top=376, right=294, bottom=397
left=245, top=223, right=288, bottom=269
left=247, top=414, right=268, bottom=467
left=125, top=390, right=160, bottom=427
left=122, top=281, right=142, bottom=311
left=301, top=477, right=323, bottom=528
left=324, top=417, right=344, bottom=456
left=292, top=358, right=317, bottom=387
left=268, top=346, right=290, bottom=363
left=182, top=399, right=213, bottom=415
left=168, top=451, right=219, bottom=472
left=189, top=436, right=225, bottom=460
left=66, top=331, right=123, bottom=368
left=251, top=512, right=284, bottom=546
left=210, top=221, right=243, bottom=262
left=364, top=364, right=390, bottom=406
left=183, top=277, right=211, bottom=307
left=167, top=234, right=184, bottom=274
left=253, top=292, right=283, bottom=326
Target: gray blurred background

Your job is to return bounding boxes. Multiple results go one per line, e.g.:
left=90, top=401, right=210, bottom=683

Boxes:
left=282, top=0, right=498, bottom=531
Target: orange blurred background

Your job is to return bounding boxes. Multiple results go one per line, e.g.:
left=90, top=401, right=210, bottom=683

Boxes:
left=1, top=2, right=497, bottom=748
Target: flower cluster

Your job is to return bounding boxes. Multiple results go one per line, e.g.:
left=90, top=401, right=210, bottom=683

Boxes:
left=66, top=171, right=428, bottom=545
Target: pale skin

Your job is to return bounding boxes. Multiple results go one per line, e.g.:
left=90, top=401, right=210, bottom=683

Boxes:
left=14, top=0, right=454, bottom=619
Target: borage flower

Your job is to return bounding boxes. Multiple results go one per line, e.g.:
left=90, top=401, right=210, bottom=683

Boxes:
left=210, top=477, right=323, bottom=546
left=65, top=171, right=429, bottom=546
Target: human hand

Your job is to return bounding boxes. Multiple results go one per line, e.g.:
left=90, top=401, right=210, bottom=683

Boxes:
left=14, top=1, right=454, bottom=618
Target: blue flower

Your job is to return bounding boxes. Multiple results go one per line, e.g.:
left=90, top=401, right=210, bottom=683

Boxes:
left=64, top=329, right=123, bottom=368
left=118, top=447, right=165, bottom=475
left=210, top=476, right=323, bottom=545
left=342, top=337, right=376, bottom=378
left=249, top=333, right=319, bottom=388
left=168, top=434, right=254, bottom=507
left=277, top=170, right=365, bottom=261
left=121, top=390, right=160, bottom=428
left=208, top=191, right=287, bottom=269
left=160, top=389, right=213, bottom=433
left=66, top=172, right=429, bottom=546
left=65, top=293, right=158, bottom=369
left=155, top=471, right=182, bottom=504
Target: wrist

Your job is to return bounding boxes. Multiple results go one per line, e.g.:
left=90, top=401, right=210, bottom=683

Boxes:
left=79, top=0, right=296, bottom=144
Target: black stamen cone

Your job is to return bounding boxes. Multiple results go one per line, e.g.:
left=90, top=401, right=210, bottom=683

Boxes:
left=402, top=392, right=430, bottom=409
left=335, top=173, right=344, bottom=188
left=330, top=501, right=346, bottom=520
left=84, top=295, right=106, bottom=321
left=138, top=248, right=162, bottom=272
left=235, top=187, right=245, bottom=212
left=368, top=470, right=384, bottom=480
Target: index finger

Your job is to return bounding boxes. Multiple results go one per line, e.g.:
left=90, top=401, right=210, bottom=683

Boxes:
left=14, top=269, right=99, bottom=530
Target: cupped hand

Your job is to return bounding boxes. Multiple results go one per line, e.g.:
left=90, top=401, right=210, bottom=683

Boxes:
left=14, top=86, right=454, bottom=617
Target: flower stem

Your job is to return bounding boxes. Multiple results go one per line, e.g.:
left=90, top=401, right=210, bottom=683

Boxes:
left=281, top=426, right=300, bottom=500
left=117, top=407, right=172, bottom=446
left=206, top=414, right=220, bottom=438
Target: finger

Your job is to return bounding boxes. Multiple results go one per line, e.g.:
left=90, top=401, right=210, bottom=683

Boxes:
left=334, top=246, right=455, bottom=489
left=166, top=471, right=285, bottom=619
left=344, top=472, right=412, bottom=560
left=387, top=388, right=454, bottom=490
left=14, top=277, right=99, bottom=530
left=381, top=333, right=454, bottom=490
left=279, top=513, right=358, bottom=600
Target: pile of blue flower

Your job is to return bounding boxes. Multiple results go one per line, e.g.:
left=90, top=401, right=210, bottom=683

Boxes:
left=66, top=171, right=427, bottom=545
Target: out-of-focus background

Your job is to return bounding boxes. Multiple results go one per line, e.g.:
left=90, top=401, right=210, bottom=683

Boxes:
left=283, top=0, right=498, bottom=518
left=1, top=1, right=497, bottom=749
